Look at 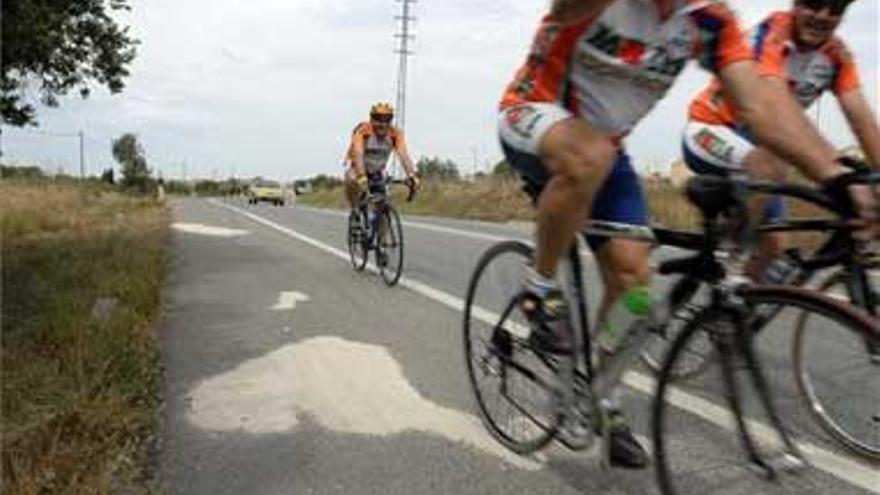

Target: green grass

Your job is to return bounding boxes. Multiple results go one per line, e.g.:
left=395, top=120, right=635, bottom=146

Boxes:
left=2, top=179, right=168, bottom=494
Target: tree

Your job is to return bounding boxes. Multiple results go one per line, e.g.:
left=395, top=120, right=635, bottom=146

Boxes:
left=100, top=167, right=115, bottom=184
left=416, top=156, right=460, bottom=181
left=492, top=160, right=516, bottom=178
left=112, top=133, right=151, bottom=191
left=1, top=0, right=138, bottom=126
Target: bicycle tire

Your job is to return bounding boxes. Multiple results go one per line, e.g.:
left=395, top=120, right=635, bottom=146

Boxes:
left=792, top=266, right=880, bottom=462
left=378, top=206, right=404, bottom=286
left=347, top=209, right=368, bottom=271
left=463, top=240, right=565, bottom=454
left=654, top=285, right=879, bottom=494
left=640, top=297, right=716, bottom=382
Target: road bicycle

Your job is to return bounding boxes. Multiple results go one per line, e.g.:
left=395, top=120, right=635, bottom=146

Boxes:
left=463, top=174, right=879, bottom=494
left=347, top=176, right=415, bottom=286
left=640, top=169, right=880, bottom=461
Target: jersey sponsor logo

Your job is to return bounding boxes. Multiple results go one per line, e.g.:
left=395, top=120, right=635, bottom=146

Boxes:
left=504, top=104, right=545, bottom=140
left=585, top=24, right=690, bottom=77
left=695, top=128, right=733, bottom=162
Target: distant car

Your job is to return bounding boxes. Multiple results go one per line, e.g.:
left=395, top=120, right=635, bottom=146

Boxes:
left=247, top=180, right=285, bottom=206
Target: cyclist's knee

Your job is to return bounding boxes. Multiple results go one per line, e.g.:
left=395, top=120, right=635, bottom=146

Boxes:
left=541, top=121, right=617, bottom=193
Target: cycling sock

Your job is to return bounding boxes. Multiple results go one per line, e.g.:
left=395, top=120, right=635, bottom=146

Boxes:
left=524, top=266, right=558, bottom=299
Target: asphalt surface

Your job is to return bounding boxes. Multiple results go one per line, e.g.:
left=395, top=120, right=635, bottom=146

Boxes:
left=160, top=197, right=879, bottom=495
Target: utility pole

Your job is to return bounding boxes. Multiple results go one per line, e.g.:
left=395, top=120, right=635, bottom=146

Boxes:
left=393, top=0, right=416, bottom=132
left=78, top=130, right=85, bottom=178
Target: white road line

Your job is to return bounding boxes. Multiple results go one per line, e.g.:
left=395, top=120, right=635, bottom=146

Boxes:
left=212, top=199, right=878, bottom=492
left=296, top=205, right=521, bottom=243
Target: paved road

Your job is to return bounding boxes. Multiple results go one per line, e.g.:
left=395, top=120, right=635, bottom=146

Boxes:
left=160, top=198, right=878, bottom=495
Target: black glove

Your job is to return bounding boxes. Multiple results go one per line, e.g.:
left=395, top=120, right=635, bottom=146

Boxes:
left=820, top=171, right=859, bottom=218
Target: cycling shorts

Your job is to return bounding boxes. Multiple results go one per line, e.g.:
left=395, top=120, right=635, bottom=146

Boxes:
left=498, top=102, right=649, bottom=250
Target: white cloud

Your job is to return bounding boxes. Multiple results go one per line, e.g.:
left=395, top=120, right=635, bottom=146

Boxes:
left=2, top=0, right=877, bottom=179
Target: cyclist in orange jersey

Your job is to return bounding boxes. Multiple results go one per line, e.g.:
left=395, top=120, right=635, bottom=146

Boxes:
left=497, top=0, right=878, bottom=469
left=343, top=102, right=419, bottom=210
left=683, top=0, right=880, bottom=280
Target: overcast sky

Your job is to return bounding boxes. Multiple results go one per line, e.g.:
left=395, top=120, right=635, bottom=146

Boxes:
left=2, top=0, right=877, bottom=181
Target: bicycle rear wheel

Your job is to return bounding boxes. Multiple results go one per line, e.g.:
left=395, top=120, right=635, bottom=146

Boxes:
left=378, top=206, right=404, bottom=286
left=654, top=286, right=878, bottom=495
left=793, top=265, right=880, bottom=461
left=347, top=209, right=368, bottom=271
left=463, top=241, right=566, bottom=454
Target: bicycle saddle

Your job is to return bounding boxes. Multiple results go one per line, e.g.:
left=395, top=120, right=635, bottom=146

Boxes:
left=685, top=175, right=738, bottom=219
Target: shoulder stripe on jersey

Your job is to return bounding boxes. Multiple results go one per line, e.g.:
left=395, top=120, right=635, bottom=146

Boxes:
left=752, top=20, right=772, bottom=58
left=691, top=10, right=725, bottom=72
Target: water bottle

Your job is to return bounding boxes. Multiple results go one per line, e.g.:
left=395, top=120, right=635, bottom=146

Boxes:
left=597, top=286, right=653, bottom=354
left=764, top=249, right=801, bottom=285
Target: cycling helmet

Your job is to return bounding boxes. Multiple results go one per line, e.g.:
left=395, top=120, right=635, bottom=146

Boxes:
left=370, top=102, right=394, bottom=122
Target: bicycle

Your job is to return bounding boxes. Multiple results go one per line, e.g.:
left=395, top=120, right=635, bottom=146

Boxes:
left=640, top=169, right=880, bottom=461
left=347, top=176, right=415, bottom=286
left=463, top=175, right=879, bottom=494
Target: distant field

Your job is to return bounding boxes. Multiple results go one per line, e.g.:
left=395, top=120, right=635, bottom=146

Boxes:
left=298, top=177, right=702, bottom=229
left=1, top=180, right=168, bottom=494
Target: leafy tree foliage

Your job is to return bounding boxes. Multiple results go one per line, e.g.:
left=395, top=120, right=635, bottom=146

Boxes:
left=416, top=156, right=460, bottom=181
left=491, top=160, right=516, bottom=178
left=1, top=0, right=138, bottom=126
left=100, top=167, right=115, bottom=184
left=112, top=133, right=151, bottom=191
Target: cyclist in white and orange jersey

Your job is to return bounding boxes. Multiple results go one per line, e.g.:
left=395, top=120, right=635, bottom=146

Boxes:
left=343, top=103, right=419, bottom=210
left=497, top=0, right=878, bottom=469
left=683, top=0, right=880, bottom=280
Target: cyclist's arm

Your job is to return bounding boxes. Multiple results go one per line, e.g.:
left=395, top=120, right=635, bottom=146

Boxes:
left=350, top=131, right=367, bottom=178
left=549, top=0, right=617, bottom=23
left=837, top=89, right=880, bottom=169
left=718, top=61, right=845, bottom=182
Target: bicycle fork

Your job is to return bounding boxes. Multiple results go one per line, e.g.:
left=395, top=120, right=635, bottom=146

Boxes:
left=714, top=314, right=807, bottom=480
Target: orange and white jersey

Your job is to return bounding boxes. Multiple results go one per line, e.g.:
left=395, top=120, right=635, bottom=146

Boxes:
left=500, top=0, right=752, bottom=138
left=345, top=122, right=406, bottom=174
left=690, top=11, right=861, bottom=126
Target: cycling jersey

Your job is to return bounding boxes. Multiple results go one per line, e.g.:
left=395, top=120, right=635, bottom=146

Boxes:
left=500, top=0, right=752, bottom=138
left=346, top=122, right=406, bottom=174
left=690, top=10, right=861, bottom=126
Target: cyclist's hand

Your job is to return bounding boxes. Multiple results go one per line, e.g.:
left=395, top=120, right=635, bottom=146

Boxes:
left=356, top=174, right=369, bottom=191
left=848, top=183, right=880, bottom=241
left=407, top=175, right=421, bottom=191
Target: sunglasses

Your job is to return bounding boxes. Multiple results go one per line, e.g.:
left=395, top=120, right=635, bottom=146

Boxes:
left=797, top=0, right=851, bottom=16
left=370, top=113, right=393, bottom=124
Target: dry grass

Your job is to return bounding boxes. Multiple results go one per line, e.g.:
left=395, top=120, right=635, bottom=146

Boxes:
left=299, top=177, right=700, bottom=228
left=2, top=179, right=168, bottom=494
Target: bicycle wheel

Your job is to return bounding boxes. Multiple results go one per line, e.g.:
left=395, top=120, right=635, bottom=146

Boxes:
left=463, top=241, right=566, bottom=454
left=378, top=206, right=404, bottom=286
left=793, top=265, right=880, bottom=461
left=654, top=286, right=878, bottom=495
left=347, top=209, right=368, bottom=271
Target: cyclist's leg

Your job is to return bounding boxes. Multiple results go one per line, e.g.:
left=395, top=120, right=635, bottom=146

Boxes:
left=683, top=122, right=788, bottom=280
left=499, top=103, right=617, bottom=280
left=498, top=103, right=617, bottom=352
left=742, top=147, right=788, bottom=279
left=585, top=150, right=652, bottom=469
left=589, top=152, right=652, bottom=322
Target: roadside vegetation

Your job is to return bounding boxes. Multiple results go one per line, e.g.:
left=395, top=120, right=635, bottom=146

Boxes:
left=1, top=176, right=168, bottom=494
left=298, top=166, right=702, bottom=229
left=297, top=156, right=837, bottom=234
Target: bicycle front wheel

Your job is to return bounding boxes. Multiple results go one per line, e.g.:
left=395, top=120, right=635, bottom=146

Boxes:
left=378, top=206, right=404, bottom=286
left=654, top=285, right=879, bottom=495
left=793, top=265, right=880, bottom=461
left=347, top=209, right=368, bottom=271
left=463, top=241, right=565, bottom=454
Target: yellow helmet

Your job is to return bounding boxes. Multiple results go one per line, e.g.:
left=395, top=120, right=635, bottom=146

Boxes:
left=370, top=102, right=394, bottom=122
